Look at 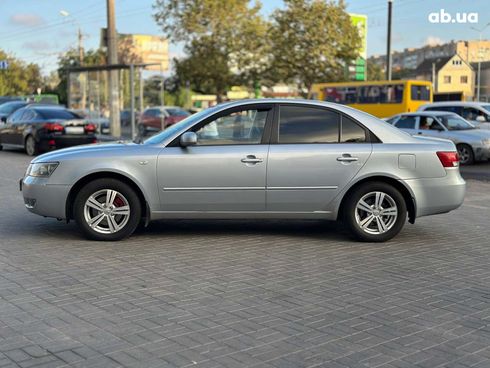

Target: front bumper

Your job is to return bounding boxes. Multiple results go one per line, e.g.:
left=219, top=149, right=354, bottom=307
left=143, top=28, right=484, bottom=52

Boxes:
left=20, top=176, right=71, bottom=219
left=474, top=145, right=490, bottom=161
left=404, top=168, right=466, bottom=218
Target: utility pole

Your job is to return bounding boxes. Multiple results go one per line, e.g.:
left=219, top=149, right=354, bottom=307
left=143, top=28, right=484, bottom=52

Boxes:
left=471, top=23, right=490, bottom=102
left=107, top=0, right=121, bottom=137
left=386, top=0, right=393, bottom=81
left=78, top=28, right=84, bottom=65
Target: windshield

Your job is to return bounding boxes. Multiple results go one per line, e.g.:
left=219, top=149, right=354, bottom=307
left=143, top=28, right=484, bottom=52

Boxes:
left=438, top=115, right=475, bottom=130
left=143, top=107, right=217, bottom=145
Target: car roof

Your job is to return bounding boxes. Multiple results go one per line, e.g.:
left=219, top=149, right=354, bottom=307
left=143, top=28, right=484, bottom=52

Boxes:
left=420, top=101, right=489, bottom=108
left=395, top=111, right=459, bottom=117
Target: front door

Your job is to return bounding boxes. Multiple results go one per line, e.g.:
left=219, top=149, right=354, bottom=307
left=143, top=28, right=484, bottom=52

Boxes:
left=157, top=106, right=272, bottom=212
left=266, top=104, right=372, bottom=212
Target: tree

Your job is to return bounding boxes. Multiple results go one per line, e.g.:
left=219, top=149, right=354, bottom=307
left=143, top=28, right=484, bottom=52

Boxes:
left=269, top=0, right=361, bottom=94
left=55, top=48, right=106, bottom=105
left=366, top=62, right=384, bottom=81
left=153, top=0, right=270, bottom=100
left=0, top=49, right=43, bottom=95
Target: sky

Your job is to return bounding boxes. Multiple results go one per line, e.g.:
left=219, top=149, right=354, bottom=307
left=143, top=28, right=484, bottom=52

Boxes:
left=0, top=0, right=489, bottom=75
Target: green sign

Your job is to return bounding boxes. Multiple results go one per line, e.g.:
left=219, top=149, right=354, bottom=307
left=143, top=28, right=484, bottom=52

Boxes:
left=349, top=14, right=368, bottom=81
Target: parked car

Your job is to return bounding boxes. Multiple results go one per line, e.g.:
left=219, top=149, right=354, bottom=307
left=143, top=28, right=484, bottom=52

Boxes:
left=0, top=96, right=22, bottom=105
left=138, top=106, right=190, bottom=136
left=386, top=111, right=490, bottom=165
left=20, top=99, right=465, bottom=242
left=0, top=105, right=97, bottom=156
left=70, top=109, right=110, bottom=135
left=0, top=100, right=28, bottom=122
left=418, top=102, right=490, bottom=129
left=120, top=109, right=140, bottom=127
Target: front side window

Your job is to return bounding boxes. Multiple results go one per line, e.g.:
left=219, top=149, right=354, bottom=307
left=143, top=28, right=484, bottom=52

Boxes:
left=278, top=106, right=339, bottom=144
left=438, top=115, right=474, bottom=130
left=195, top=109, right=267, bottom=145
left=395, top=116, right=417, bottom=129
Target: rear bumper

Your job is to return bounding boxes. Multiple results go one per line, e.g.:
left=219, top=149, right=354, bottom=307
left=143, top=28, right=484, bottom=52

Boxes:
left=404, top=169, right=466, bottom=218
left=38, top=135, right=96, bottom=152
left=21, top=176, right=70, bottom=219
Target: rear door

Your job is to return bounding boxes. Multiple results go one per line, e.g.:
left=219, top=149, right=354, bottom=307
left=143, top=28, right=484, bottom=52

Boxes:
left=266, top=104, right=372, bottom=212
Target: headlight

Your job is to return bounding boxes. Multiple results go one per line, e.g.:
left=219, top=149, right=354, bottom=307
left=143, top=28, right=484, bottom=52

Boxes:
left=482, top=138, right=490, bottom=146
left=27, top=162, right=59, bottom=177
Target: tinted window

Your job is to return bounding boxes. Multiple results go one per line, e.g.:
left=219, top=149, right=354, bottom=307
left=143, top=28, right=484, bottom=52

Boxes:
left=411, top=85, right=430, bottom=101
left=0, top=102, right=26, bottom=114
left=167, top=108, right=190, bottom=117
left=341, top=116, right=366, bottom=143
left=462, top=107, right=481, bottom=121
left=195, top=109, right=267, bottom=145
left=279, top=106, right=339, bottom=143
left=21, top=110, right=37, bottom=121
left=36, top=109, right=80, bottom=120
left=395, top=116, right=417, bottom=129
left=8, top=109, right=25, bottom=122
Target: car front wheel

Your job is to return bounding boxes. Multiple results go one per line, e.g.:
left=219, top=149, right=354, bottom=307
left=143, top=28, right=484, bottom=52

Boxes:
left=73, top=178, right=142, bottom=241
left=343, top=182, right=407, bottom=242
left=457, top=144, right=474, bottom=165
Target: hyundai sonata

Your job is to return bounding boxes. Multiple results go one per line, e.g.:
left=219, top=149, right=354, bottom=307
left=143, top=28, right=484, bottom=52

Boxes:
left=20, top=99, right=466, bottom=242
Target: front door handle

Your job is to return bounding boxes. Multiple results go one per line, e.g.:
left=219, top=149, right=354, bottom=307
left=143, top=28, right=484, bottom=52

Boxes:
left=241, top=155, right=263, bottom=164
left=337, top=154, right=359, bottom=162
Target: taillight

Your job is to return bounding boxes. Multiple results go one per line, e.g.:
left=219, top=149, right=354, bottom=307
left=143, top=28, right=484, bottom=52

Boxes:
left=85, top=123, right=96, bottom=133
left=437, top=151, right=460, bottom=167
left=44, top=122, right=64, bottom=132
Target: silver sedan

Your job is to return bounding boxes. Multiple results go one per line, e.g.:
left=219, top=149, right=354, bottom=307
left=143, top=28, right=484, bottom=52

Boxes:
left=20, top=99, right=465, bottom=242
left=387, top=111, right=490, bottom=165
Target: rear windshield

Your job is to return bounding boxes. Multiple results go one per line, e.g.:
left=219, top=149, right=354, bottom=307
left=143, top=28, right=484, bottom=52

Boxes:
left=36, top=109, right=81, bottom=120
left=0, top=102, right=25, bottom=114
left=167, top=108, right=190, bottom=117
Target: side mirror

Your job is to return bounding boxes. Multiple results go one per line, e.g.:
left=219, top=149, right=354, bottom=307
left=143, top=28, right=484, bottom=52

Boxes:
left=0, top=116, right=6, bottom=123
left=180, top=131, right=197, bottom=147
left=476, top=115, right=486, bottom=122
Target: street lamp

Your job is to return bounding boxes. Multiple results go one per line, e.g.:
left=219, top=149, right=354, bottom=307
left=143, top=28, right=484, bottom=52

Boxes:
left=471, top=22, right=490, bottom=102
left=59, top=10, right=84, bottom=65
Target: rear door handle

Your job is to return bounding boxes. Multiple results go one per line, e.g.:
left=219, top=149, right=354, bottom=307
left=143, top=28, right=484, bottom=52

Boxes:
left=337, top=154, right=359, bottom=162
left=241, top=155, right=263, bottom=164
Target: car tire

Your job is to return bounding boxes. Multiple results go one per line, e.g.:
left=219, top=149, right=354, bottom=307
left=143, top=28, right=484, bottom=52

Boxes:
left=457, top=144, right=474, bottom=165
left=343, top=182, right=407, bottom=242
left=138, top=124, right=146, bottom=137
left=73, top=178, right=142, bottom=241
left=25, top=135, right=38, bottom=156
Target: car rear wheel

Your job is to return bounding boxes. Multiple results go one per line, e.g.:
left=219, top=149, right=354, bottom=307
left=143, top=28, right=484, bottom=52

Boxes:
left=25, top=135, right=38, bottom=156
left=73, top=178, right=142, bottom=241
left=457, top=144, right=474, bottom=165
left=343, top=182, right=407, bottom=242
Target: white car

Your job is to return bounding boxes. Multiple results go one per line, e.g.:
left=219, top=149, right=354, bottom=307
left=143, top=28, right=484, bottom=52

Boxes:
left=418, top=102, right=490, bottom=129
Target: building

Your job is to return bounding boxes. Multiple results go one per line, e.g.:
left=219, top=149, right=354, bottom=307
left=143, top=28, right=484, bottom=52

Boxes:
left=415, top=54, right=474, bottom=100
left=471, top=61, right=490, bottom=102
left=370, top=40, right=490, bottom=71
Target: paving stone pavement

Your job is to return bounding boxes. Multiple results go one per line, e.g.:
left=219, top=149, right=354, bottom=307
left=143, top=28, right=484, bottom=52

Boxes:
left=1, top=148, right=490, bottom=368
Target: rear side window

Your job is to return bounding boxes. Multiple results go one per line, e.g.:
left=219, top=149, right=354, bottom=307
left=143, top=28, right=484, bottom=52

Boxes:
left=341, top=116, right=366, bottom=143
left=395, top=116, right=417, bottom=129
left=37, top=109, right=79, bottom=120
left=278, top=106, right=339, bottom=143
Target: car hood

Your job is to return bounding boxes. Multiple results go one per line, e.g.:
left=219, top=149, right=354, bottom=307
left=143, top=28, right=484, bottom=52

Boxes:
left=32, top=140, right=137, bottom=163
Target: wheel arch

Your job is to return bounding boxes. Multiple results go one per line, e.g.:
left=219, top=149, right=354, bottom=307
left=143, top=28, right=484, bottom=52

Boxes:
left=65, top=171, right=150, bottom=222
left=337, top=175, right=416, bottom=224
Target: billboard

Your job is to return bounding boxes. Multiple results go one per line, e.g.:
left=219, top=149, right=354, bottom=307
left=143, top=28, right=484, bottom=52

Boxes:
left=101, top=30, right=169, bottom=71
left=349, top=14, right=368, bottom=81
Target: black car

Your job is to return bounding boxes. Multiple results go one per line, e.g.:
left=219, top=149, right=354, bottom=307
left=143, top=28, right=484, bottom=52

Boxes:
left=0, top=101, right=28, bottom=122
left=0, top=105, right=97, bottom=156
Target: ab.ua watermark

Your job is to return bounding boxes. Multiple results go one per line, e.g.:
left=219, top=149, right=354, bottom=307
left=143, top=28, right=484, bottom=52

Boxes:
left=428, top=9, right=478, bottom=24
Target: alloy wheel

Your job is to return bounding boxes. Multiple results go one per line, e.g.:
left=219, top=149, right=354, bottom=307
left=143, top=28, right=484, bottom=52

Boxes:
left=83, top=189, right=131, bottom=234
left=355, top=191, right=398, bottom=235
left=457, top=146, right=470, bottom=164
left=25, top=136, right=36, bottom=156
